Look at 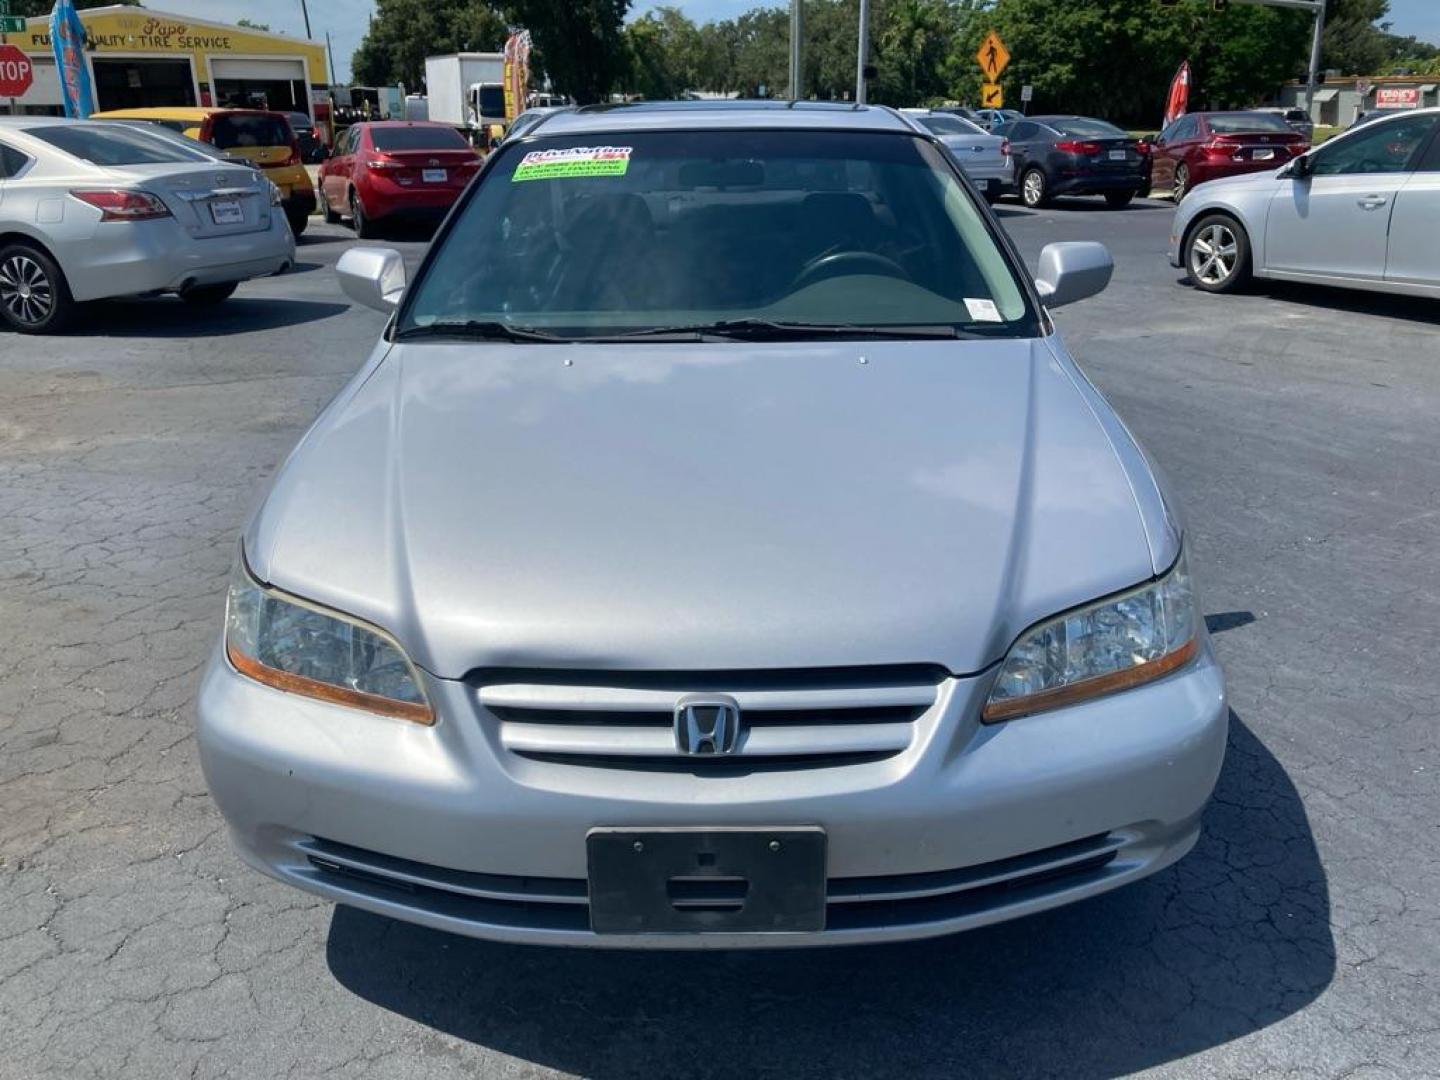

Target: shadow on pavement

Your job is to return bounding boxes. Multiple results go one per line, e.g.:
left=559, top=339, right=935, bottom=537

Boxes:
left=325, top=712, right=1332, bottom=1079
left=1260, top=281, right=1440, bottom=325
left=69, top=297, right=350, bottom=338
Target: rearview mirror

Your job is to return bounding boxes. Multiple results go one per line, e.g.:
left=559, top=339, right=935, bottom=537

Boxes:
left=1034, top=242, right=1113, bottom=308
left=337, top=247, right=406, bottom=313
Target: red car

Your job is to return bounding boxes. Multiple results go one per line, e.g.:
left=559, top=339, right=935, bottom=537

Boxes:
left=318, top=121, right=481, bottom=236
left=1151, top=110, right=1309, bottom=202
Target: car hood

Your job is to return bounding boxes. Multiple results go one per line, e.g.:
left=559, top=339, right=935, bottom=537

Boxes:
left=247, top=338, right=1159, bottom=679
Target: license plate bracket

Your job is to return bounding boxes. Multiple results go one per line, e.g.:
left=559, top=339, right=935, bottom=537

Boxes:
left=587, top=827, right=826, bottom=934
left=422, top=168, right=448, bottom=182
left=1253, top=148, right=1275, bottom=161
left=209, top=199, right=244, bottom=225
left=1108, top=149, right=1127, bottom=161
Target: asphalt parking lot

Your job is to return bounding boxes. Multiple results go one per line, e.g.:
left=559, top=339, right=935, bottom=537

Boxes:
left=2, top=197, right=1439, bottom=1080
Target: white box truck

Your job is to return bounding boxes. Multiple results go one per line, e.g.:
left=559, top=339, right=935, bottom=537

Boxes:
left=425, top=53, right=506, bottom=142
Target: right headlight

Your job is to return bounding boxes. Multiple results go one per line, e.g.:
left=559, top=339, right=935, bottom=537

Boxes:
left=225, top=555, right=433, bottom=725
left=982, top=550, right=1199, bottom=722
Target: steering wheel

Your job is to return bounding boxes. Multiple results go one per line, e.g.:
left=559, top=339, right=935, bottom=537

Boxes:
left=789, top=250, right=908, bottom=292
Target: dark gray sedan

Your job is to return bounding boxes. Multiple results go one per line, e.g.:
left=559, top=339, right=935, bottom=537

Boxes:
left=999, top=115, right=1152, bottom=208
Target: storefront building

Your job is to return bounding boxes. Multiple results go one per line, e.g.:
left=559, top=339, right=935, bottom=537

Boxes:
left=0, top=5, right=329, bottom=122
left=1280, top=75, right=1439, bottom=129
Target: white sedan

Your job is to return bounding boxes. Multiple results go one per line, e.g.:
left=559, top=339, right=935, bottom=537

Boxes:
left=0, top=117, right=294, bottom=334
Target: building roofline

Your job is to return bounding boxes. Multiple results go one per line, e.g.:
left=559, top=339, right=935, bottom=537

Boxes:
left=20, top=5, right=321, bottom=48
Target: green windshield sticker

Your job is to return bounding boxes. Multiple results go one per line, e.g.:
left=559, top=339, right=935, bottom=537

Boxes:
left=513, top=146, right=633, bottom=181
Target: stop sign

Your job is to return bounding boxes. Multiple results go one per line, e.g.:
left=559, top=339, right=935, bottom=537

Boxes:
left=0, top=45, right=34, bottom=98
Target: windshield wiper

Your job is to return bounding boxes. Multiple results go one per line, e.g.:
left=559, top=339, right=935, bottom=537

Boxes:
left=394, top=320, right=569, bottom=343
left=607, top=318, right=968, bottom=341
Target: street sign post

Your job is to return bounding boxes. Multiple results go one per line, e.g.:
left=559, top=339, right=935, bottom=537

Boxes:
left=976, top=31, right=1010, bottom=82
left=0, top=43, right=33, bottom=97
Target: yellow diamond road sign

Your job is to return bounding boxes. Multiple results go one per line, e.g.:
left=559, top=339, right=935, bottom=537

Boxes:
left=977, top=31, right=1010, bottom=80
left=981, top=82, right=1004, bottom=108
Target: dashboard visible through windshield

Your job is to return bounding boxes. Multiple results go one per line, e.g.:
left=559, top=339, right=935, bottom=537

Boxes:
left=397, top=128, right=1039, bottom=341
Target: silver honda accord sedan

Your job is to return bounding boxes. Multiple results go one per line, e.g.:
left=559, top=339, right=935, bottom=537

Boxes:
left=0, top=117, right=294, bottom=333
left=198, top=101, right=1227, bottom=948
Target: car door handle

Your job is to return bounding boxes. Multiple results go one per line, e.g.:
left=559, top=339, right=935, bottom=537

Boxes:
left=1357, top=195, right=1388, bottom=210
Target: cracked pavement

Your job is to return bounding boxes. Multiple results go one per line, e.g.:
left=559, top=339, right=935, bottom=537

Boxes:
left=2, top=206, right=1438, bottom=1078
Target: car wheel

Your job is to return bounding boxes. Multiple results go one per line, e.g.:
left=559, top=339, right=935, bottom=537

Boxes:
left=286, top=210, right=309, bottom=238
left=1104, top=191, right=1134, bottom=209
left=1186, top=214, right=1251, bottom=294
left=1020, top=167, right=1050, bottom=208
left=1173, top=163, right=1190, bottom=203
left=350, top=190, right=377, bottom=239
left=0, top=242, right=74, bottom=335
left=180, top=282, right=239, bottom=306
left=323, top=197, right=341, bottom=224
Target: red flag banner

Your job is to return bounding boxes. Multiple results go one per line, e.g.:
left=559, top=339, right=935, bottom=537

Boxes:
left=1164, top=60, right=1191, bottom=128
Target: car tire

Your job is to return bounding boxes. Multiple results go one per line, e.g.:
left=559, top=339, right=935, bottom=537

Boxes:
left=1104, top=191, right=1135, bottom=209
left=1020, top=167, right=1050, bottom=208
left=180, top=282, right=239, bottom=306
left=323, top=197, right=341, bottom=225
left=286, top=210, right=309, bottom=237
left=1173, top=163, right=1190, bottom=203
left=350, top=190, right=377, bottom=239
left=1185, top=214, right=1251, bottom=294
left=0, top=242, right=75, bottom=335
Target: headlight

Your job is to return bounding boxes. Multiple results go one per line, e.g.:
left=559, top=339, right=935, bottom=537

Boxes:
left=225, top=557, right=433, bottom=724
left=982, top=551, right=1198, bottom=722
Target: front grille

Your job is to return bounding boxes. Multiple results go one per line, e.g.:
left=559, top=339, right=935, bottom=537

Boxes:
left=474, top=665, right=944, bottom=770
left=298, top=832, right=1124, bottom=936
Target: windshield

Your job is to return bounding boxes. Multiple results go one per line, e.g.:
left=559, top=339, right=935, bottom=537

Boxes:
left=399, top=129, right=1036, bottom=341
left=1207, top=112, right=1295, bottom=134
left=371, top=126, right=471, bottom=151
left=31, top=124, right=210, bottom=165
left=1049, top=117, right=1127, bottom=139
left=920, top=115, right=985, bottom=137
left=211, top=113, right=291, bottom=149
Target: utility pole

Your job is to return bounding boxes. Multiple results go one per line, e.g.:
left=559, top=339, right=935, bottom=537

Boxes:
left=789, top=0, right=802, bottom=100
left=855, top=0, right=871, bottom=104
left=325, top=30, right=336, bottom=85
left=1306, top=0, right=1326, bottom=110
left=298, top=0, right=312, bottom=39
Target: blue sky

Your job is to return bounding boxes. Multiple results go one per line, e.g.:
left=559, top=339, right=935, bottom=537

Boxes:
left=146, top=0, right=1440, bottom=84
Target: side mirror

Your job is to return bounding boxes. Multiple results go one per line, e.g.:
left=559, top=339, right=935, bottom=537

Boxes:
left=1034, top=242, right=1113, bottom=308
left=337, top=247, right=406, bottom=313
left=1289, top=153, right=1314, bottom=179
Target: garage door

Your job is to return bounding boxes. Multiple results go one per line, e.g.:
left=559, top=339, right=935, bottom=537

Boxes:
left=209, top=58, right=306, bottom=83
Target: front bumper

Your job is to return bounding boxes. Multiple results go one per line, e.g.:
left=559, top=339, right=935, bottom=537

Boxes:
left=197, top=642, right=1227, bottom=948
left=60, top=214, right=296, bottom=302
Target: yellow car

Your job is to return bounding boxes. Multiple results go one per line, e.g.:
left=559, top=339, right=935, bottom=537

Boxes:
left=90, top=107, right=317, bottom=236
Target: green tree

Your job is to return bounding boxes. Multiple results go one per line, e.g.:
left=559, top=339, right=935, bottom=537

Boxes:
left=352, top=0, right=507, bottom=89
left=979, top=0, right=1310, bottom=127
left=624, top=7, right=704, bottom=98
left=505, top=0, right=631, bottom=103
left=1321, top=0, right=1390, bottom=76
left=236, top=18, right=272, bottom=32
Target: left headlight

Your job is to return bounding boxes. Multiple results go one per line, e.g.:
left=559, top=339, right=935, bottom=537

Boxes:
left=982, top=550, right=1199, bottom=722
left=225, top=557, right=433, bottom=725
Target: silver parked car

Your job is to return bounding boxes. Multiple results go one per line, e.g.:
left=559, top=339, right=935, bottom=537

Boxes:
left=198, top=101, right=1227, bottom=949
left=0, top=117, right=294, bottom=333
left=1171, top=107, right=1440, bottom=296
left=902, top=108, right=1012, bottom=200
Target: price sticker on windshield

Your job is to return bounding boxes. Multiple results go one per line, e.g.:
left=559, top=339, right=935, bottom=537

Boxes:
left=513, top=146, right=633, bottom=182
